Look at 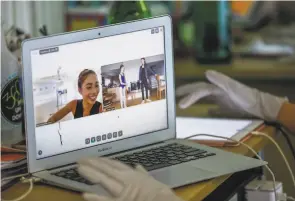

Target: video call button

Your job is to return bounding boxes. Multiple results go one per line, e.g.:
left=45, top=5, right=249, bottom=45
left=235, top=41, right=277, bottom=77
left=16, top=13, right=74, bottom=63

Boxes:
left=113, top=132, right=117, bottom=138
left=107, top=133, right=112, bottom=139
left=102, top=134, right=106, bottom=141
left=85, top=138, right=90, bottom=144
left=118, top=130, right=123, bottom=137
left=91, top=137, right=96, bottom=143
left=96, top=136, right=101, bottom=142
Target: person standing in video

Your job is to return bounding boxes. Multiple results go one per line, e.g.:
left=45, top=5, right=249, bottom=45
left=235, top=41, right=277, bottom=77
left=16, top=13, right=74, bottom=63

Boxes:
left=48, top=69, right=102, bottom=123
left=138, top=57, right=157, bottom=104
left=119, top=64, right=127, bottom=108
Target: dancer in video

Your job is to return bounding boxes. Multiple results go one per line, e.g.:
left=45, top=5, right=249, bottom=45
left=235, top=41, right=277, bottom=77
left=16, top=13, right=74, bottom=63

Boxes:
left=138, top=57, right=157, bottom=104
left=48, top=69, right=102, bottom=123
left=119, top=64, right=127, bottom=108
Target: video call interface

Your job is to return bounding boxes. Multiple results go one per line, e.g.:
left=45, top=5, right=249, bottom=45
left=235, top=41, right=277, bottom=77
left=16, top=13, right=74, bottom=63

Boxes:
left=30, top=27, right=168, bottom=159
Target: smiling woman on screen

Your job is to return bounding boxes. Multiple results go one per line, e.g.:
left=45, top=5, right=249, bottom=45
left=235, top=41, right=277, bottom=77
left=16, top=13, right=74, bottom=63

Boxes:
left=48, top=69, right=103, bottom=123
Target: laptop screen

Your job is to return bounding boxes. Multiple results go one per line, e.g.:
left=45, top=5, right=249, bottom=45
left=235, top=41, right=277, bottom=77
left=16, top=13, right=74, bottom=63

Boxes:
left=30, top=27, right=168, bottom=159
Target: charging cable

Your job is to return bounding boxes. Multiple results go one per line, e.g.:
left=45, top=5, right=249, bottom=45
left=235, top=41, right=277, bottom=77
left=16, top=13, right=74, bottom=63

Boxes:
left=279, top=127, right=295, bottom=162
left=264, top=121, right=295, bottom=162
left=251, top=131, right=295, bottom=190
left=184, top=134, right=278, bottom=201
left=2, top=176, right=41, bottom=201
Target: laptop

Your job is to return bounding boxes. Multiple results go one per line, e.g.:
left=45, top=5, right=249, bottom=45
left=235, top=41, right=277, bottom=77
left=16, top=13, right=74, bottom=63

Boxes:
left=22, top=15, right=266, bottom=195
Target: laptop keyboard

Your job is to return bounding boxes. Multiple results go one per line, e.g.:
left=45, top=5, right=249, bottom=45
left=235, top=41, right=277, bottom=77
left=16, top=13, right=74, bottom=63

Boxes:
left=113, top=143, right=216, bottom=171
left=52, top=143, right=216, bottom=185
left=52, top=168, right=93, bottom=185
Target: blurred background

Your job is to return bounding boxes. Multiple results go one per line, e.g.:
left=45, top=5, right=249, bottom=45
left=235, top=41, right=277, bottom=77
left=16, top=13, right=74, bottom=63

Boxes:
left=2, top=0, right=295, bottom=198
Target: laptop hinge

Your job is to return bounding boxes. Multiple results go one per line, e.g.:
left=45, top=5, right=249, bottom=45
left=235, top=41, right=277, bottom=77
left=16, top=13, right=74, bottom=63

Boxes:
left=46, top=141, right=166, bottom=172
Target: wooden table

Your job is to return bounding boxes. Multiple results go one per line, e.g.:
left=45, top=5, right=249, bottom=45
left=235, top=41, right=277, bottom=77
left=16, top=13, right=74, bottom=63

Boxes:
left=2, top=108, right=275, bottom=201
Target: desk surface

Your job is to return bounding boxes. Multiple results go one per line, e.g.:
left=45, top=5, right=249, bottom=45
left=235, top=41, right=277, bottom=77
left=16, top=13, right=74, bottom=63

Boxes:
left=2, top=121, right=275, bottom=201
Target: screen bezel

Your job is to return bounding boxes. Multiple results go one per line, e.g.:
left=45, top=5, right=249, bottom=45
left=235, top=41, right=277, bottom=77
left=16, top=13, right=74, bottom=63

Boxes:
left=22, top=15, right=175, bottom=173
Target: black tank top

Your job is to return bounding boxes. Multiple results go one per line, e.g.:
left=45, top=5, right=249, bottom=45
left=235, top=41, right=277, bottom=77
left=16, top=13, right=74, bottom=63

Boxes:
left=74, top=100, right=101, bottom=119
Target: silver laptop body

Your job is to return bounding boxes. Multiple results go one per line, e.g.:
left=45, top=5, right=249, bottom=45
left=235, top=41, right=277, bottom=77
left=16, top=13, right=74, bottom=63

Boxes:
left=22, top=15, right=266, bottom=195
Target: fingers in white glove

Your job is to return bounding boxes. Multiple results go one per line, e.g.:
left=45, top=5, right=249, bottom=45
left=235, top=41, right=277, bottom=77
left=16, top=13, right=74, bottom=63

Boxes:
left=98, top=157, right=130, bottom=170
left=135, top=164, right=148, bottom=175
left=205, top=70, right=258, bottom=109
left=83, top=193, right=110, bottom=201
left=83, top=188, right=183, bottom=201
left=205, top=70, right=244, bottom=90
left=175, top=82, right=210, bottom=97
left=205, top=70, right=288, bottom=121
left=79, top=158, right=184, bottom=201
left=83, top=185, right=139, bottom=201
left=80, top=158, right=129, bottom=184
left=78, top=165, right=123, bottom=196
left=178, top=92, right=206, bottom=109
left=118, top=185, right=139, bottom=201
left=178, top=83, right=221, bottom=109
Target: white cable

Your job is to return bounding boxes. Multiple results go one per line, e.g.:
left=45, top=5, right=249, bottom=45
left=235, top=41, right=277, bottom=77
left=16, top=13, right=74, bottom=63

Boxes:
left=251, top=131, right=295, bottom=190
left=2, top=177, right=33, bottom=201
left=288, top=196, right=295, bottom=201
left=184, top=134, right=278, bottom=201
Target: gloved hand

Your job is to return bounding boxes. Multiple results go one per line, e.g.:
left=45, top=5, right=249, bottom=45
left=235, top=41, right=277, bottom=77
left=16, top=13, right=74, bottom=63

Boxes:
left=78, top=157, right=183, bottom=201
left=176, top=70, right=288, bottom=122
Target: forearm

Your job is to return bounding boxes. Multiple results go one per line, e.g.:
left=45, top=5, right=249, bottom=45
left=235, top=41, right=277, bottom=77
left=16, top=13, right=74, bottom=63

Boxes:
left=48, top=116, right=56, bottom=123
left=48, top=112, right=63, bottom=123
left=47, top=103, right=72, bottom=123
left=277, top=102, right=295, bottom=133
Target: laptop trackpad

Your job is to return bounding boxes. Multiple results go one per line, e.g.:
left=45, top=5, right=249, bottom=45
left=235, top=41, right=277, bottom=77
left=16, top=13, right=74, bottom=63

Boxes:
left=150, top=166, right=214, bottom=187
left=91, top=166, right=214, bottom=193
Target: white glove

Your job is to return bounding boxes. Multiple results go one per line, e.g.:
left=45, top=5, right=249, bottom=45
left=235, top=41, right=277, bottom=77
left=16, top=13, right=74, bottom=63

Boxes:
left=176, top=70, right=288, bottom=122
left=78, top=157, right=183, bottom=201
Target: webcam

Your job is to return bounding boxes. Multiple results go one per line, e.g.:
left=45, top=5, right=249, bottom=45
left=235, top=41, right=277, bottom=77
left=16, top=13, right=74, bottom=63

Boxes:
left=98, top=32, right=101, bottom=36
